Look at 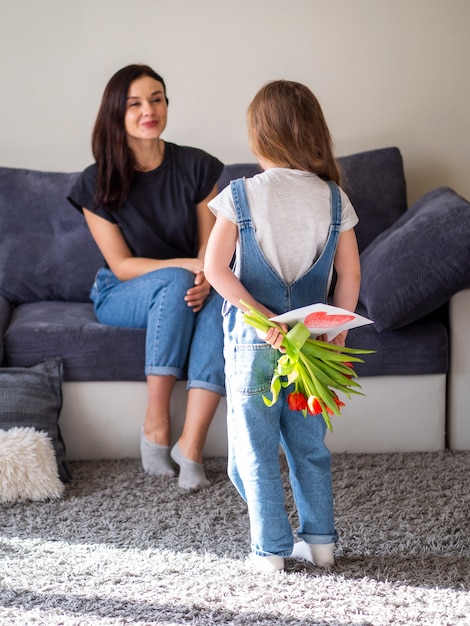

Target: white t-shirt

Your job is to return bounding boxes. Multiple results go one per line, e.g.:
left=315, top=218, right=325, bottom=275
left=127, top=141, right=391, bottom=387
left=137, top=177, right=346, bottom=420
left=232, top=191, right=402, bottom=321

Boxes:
left=209, top=168, right=358, bottom=284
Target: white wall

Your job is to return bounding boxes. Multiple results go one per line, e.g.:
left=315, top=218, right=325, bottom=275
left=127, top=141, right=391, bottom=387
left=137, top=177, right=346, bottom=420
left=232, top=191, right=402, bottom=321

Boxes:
left=0, top=0, right=468, bottom=204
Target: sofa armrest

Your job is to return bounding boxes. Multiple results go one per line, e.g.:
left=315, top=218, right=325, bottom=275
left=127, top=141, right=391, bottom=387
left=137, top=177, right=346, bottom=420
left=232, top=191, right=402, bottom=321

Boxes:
left=0, top=293, right=12, bottom=364
left=448, top=288, right=470, bottom=449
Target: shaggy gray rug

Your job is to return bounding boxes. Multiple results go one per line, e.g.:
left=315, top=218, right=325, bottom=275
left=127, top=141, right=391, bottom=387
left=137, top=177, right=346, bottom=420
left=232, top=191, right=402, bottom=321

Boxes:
left=0, top=451, right=469, bottom=626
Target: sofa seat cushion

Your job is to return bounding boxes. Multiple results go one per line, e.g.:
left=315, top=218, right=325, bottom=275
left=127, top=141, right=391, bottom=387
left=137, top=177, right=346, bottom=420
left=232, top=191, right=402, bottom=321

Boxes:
left=4, top=302, right=146, bottom=382
left=3, top=302, right=448, bottom=381
left=348, top=309, right=448, bottom=377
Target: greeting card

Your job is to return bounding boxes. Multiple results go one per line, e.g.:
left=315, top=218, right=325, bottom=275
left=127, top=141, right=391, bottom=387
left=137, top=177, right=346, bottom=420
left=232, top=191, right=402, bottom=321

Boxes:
left=272, top=303, right=373, bottom=342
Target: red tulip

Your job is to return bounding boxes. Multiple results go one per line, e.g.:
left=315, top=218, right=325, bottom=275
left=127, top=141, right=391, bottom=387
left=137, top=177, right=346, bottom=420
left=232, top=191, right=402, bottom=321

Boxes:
left=307, top=396, right=323, bottom=415
left=287, top=392, right=308, bottom=412
left=331, top=390, right=346, bottom=409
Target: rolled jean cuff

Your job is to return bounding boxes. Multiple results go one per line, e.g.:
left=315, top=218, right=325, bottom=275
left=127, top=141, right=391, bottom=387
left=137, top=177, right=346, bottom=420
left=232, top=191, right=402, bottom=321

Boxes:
left=297, top=531, right=338, bottom=544
left=187, top=378, right=225, bottom=396
left=252, top=548, right=293, bottom=558
left=145, top=365, right=184, bottom=379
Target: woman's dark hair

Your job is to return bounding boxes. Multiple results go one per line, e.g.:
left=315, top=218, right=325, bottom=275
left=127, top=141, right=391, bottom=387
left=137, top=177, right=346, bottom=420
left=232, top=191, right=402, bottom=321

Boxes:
left=247, top=80, right=341, bottom=184
left=92, top=64, right=168, bottom=210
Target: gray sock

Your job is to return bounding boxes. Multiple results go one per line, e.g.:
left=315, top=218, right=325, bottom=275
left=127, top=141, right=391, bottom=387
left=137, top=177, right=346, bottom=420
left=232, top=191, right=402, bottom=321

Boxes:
left=140, top=429, right=176, bottom=477
left=170, top=442, right=210, bottom=491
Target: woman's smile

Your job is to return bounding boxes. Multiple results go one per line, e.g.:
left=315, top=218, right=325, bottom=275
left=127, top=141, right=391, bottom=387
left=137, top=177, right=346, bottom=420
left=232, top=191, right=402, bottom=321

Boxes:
left=141, top=120, right=159, bottom=128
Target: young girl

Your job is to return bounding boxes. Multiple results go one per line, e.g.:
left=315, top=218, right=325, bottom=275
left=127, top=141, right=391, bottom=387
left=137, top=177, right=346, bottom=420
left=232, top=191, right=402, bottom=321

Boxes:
left=204, top=80, right=361, bottom=571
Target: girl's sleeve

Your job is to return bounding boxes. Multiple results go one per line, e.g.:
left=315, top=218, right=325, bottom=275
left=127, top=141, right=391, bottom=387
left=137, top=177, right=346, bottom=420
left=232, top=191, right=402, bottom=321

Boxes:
left=339, top=189, right=359, bottom=231
left=208, top=185, right=238, bottom=223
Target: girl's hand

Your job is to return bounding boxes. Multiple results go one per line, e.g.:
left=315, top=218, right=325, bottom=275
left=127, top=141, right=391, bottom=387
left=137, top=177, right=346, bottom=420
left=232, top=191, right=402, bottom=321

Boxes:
left=258, top=322, right=288, bottom=351
left=329, top=330, right=347, bottom=347
left=184, top=271, right=211, bottom=312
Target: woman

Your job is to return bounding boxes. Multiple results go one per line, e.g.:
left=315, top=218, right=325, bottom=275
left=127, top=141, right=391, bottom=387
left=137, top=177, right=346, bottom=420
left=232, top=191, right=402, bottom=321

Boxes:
left=68, top=64, right=225, bottom=491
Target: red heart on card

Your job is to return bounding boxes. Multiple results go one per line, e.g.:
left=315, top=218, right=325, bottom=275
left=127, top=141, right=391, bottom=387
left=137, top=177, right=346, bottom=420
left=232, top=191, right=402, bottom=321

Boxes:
left=304, top=311, right=355, bottom=328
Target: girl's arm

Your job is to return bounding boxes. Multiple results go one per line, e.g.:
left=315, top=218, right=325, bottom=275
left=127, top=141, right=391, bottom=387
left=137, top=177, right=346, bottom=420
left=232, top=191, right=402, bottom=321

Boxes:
left=205, top=214, right=271, bottom=316
left=196, top=184, right=218, bottom=261
left=205, top=214, right=286, bottom=349
left=330, top=228, right=361, bottom=346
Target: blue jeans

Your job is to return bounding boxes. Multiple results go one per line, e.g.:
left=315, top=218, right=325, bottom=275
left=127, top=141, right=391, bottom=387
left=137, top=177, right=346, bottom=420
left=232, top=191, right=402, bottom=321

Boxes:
left=224, top=337, right=338, bottom=557
left=90, top=267, right=225, bottom=394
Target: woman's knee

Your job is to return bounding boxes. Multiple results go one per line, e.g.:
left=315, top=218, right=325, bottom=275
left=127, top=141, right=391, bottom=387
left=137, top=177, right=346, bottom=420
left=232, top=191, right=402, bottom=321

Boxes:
left=95, top=267, right=195, bottom=327
left=144, top=267, right=194, bottom=295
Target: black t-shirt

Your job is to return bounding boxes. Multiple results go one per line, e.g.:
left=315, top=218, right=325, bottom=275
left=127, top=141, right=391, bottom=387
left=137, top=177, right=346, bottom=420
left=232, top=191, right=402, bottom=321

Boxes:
left=67, top=142, right=224, bottom=259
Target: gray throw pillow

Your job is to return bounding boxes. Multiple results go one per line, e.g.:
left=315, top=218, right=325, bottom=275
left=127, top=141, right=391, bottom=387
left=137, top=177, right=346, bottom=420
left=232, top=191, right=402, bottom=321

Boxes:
left=0, top=358, right=70, bottom=481
left=359, top=186, right=470, bottom=331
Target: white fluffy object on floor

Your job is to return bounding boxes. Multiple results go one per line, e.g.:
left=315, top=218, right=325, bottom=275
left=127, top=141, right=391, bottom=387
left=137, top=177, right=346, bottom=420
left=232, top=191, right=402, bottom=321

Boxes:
left=0, top=427, right=64, bottom=502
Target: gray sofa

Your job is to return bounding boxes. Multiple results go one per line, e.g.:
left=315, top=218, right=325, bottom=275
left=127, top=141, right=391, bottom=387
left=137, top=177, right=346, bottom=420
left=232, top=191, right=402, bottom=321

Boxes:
left=1, top=147, right=469, bottom=460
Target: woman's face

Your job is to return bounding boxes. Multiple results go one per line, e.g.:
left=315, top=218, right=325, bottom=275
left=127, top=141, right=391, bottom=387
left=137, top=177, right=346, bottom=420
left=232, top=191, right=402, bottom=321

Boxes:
left=124, top=75, right=168, bottom=143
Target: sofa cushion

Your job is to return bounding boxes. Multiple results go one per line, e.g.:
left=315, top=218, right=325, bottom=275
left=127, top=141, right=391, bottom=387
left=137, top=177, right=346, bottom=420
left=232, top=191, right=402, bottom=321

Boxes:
left=0, top=167, right=103, bottom=304
left=217, top=163, right=262, bottom=191
left=0, top=358, right=70, bottom=482
left=4, top=302, right=146, bottom=382
left=3, top=300, right=447, bottom=380
left=359, top=187, right=470, bottom=331
left=348, top=308, right=448, bottom=377
left=337, top=147, right=408, bottom=253
left=0, top=294, right=11, bottom=364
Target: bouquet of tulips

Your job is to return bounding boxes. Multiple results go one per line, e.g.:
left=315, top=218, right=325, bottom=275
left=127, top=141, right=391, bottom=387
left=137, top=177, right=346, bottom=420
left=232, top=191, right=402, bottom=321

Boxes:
left=241, top=300, right=374, bottom=431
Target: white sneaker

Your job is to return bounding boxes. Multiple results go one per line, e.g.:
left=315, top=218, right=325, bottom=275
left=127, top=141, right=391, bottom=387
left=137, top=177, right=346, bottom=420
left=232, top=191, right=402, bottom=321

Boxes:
left=291, top=540, right=314, bottom=563
left=310, top=542, right=335, bottom=567
left=291, top=540, right=335, bottom=567
left=248, top=553, right=285, bottom=572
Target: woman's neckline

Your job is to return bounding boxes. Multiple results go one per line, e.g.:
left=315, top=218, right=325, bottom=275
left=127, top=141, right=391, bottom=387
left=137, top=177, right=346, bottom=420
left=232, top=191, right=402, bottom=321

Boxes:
left=135, top=139, right=166, bottom=173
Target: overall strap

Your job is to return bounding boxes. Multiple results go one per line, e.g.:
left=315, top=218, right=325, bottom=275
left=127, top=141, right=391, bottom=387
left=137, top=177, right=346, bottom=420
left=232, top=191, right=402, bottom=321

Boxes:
left=230, top=178, right=252, bottom=226
left=326, top=180, right=342, bottom=231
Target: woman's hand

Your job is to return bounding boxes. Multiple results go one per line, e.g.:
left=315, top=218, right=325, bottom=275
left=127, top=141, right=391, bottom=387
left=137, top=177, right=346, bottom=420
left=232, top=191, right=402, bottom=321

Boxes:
left=179, top=258, right=205, bottom=275
left=184, top=271, right=211, bottom=312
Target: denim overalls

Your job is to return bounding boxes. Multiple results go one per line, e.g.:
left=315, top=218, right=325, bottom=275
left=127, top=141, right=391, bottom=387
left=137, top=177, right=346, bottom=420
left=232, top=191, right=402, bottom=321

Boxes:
left=223, top=177, right=341, bottom=557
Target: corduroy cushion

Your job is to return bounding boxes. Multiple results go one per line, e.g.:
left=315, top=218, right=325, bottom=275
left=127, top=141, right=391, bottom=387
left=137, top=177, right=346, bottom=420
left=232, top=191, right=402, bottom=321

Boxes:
left=347, top=307, right=449, bottom=377
left=337, top=146, right=408, bottom=253
left=0, top=167, right=103, bottom=304
left=359, top=187, right=470, bottom=331
left=0, top=358, right=70, bottom=481
left=4, top=302, right=146, bottom=382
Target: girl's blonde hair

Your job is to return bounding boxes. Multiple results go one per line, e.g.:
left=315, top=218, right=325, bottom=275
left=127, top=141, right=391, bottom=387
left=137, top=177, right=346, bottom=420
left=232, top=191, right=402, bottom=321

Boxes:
left=247, top=80, right=340, bottom=184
